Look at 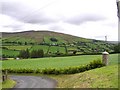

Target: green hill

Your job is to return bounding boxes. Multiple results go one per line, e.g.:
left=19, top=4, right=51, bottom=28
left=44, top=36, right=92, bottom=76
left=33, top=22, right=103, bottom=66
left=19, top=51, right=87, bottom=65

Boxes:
left=1, top=30, right=115, bottom=58
left=2, top=30, right=93, bottom=44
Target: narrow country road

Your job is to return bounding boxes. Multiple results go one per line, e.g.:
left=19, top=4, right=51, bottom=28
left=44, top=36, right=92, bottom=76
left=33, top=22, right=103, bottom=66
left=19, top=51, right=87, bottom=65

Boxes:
left=10, top=75, right=57, bottom=89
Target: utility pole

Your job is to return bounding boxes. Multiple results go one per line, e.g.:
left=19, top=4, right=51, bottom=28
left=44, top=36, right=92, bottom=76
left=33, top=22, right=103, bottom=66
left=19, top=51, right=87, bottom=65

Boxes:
left=116, top=0, right=120, bottom=21
left=105, top=35, right=107, bottom=42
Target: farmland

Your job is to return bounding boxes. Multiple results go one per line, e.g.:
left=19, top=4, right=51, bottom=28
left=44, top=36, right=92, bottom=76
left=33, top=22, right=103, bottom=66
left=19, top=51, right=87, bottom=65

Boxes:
left=2, top=31, right=115, bottom=58
left=2, top=55, right=102, bottom=70
left=1, top=54, right=118, bottom=74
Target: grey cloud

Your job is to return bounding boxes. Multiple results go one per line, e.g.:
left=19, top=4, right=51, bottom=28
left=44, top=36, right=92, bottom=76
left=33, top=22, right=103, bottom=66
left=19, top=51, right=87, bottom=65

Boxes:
left=49, top=25, right=64, bottom=31
left=3, top=24, right=23, bottom=30
left=1, top=0, right=57, bottom=24
left=65, top=14, right=106, bottom=25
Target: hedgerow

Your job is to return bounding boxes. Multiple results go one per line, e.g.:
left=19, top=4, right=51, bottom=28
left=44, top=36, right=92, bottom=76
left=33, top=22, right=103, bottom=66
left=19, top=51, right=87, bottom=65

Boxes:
left=2, top=59, right=104, bottom=74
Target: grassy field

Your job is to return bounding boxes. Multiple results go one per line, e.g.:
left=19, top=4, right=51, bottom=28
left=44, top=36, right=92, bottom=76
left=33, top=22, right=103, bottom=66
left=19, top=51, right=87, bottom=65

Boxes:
left=2, top=45, right=66, bottom=57
left=2, top=55, right=102, bottom=69
left=4, top=45, right=32, bottom=50
left=2, top=37, right=36, bottom=44
left=30, top=45, right=65, bottom=54
left=1, top=48, right=19, bottom=57
left=2, top=54, right=118, bottom=70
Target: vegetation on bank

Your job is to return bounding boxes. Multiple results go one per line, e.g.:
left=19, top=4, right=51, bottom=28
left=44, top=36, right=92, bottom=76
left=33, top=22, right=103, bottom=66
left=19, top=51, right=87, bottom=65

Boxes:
left=49, top=64, right=118, bottom=88
left=47, top=54, right=119, bottom=88
left=2, top=79, right=16, bottom=89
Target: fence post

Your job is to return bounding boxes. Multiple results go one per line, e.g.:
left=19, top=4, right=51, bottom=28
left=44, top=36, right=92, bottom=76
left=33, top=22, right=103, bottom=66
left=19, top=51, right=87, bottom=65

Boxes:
left=5, top=70, right=8, bottom=80
left=2, top=70, right=8, bottom=82
left=2, top=75, right=5, bottom=82
left=102, top=51, right=109, bottom=65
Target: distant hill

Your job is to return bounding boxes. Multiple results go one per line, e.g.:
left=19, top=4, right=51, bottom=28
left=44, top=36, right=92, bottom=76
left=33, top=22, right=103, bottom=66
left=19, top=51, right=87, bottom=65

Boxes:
left=2, top=30, right=115, bottom=56
left=107, top=41, right=119, bottom=44
left=2, top=30, right=95, bottom=44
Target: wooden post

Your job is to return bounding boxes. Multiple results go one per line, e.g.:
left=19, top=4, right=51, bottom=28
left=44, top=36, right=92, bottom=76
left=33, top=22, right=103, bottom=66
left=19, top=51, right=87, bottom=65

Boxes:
left=2, top=75, right=5, bottom=82
left=102, top=51, right=109, bottom=65
left=5, top=70, right=8, bottom=80
left=2, top=70, right=8, bottom=82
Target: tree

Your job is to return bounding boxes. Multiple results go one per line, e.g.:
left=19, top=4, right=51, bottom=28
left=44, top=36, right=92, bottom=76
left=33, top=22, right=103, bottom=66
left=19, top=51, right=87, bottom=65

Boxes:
left=50, top=37, right=58, bottom=42
left=73, top=50, right=77, bottom=54
left=18, top=49, right=30, bottom=58
left=46, top=45, right=51, bottom=55
left=24, top=42, right=27, bottom=45
left=114, top=43, right=120, bottom=53
left=30, top=49, right=44, bottom=58
left=63, top=43, right=68, bottom=54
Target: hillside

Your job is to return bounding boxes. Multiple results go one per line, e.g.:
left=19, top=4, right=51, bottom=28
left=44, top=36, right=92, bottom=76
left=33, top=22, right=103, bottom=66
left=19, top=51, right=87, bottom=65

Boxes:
left=2, top=30, right=93, bottom=44
left=1, top=30, right=115, bottom=58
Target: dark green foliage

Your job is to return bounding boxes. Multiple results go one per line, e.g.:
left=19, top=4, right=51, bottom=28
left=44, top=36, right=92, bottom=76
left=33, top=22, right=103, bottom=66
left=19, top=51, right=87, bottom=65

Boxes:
left=18, top=49, right=29, bottom=59
left=30, top=49, right=44, bottom=58
left=2, top=47, right=8, bottom=50
left=114, top=43, right=120, bottom=53
left=19, top=49, right=44, bottom=58
left=50, top=37, right=58, bottom=42
left=3, top=59, right=104, bottom=74
left=73, top=50, right=77, bottom=54
left=17, top=42, right=22, bottom=45
left=24, top=42, right=27, bottom=45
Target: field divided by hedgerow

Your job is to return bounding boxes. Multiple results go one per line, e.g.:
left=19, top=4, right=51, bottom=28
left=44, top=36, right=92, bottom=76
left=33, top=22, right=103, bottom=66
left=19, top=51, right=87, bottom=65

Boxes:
left=1, top=54, right=118, bottom=75
left=2, top=45, right=66, bottom=57
left=2, top=55, right=102, bottom=70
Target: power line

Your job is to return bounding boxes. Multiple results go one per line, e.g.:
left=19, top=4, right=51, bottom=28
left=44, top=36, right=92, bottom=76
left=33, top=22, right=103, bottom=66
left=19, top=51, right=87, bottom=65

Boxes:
left=7, top=0, right=57, bottom=27
left=20, top=0, right=57, bottom=22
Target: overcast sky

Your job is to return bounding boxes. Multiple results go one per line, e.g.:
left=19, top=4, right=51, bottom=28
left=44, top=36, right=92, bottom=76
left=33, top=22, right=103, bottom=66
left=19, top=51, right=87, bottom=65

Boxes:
left=0, top=0, right=118, bottom=41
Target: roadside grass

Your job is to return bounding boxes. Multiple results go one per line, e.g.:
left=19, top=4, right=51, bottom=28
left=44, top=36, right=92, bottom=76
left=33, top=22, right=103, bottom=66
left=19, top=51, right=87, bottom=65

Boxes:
left=48, top=64, right=118, bottom=88
left=47, top=54, right=119, bottom=88
left=1, top=79, right=16, bottom=89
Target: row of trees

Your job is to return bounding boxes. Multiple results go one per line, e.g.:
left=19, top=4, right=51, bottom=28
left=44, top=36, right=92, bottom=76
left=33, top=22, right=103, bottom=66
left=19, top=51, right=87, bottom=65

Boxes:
left=18, top=49, right=44, bottom=59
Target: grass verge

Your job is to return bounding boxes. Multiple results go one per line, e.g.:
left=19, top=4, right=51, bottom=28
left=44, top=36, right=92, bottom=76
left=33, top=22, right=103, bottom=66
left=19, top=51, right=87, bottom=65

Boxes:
left=48, top=64, right=118, bottom=88
left=1, top=79, right=16, bottom=89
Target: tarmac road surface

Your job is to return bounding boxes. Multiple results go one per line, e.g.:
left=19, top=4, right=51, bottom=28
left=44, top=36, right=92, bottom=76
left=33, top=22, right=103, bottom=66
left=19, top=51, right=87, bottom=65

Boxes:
left=10, top=75, right=57, bottom=89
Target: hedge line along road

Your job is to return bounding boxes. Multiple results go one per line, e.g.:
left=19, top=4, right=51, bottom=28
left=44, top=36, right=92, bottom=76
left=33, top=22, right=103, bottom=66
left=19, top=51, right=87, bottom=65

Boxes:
left=10, top=75, right=57, bottom=89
